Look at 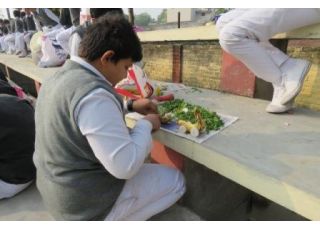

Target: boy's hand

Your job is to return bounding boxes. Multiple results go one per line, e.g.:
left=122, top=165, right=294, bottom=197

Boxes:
left=132, top=98, right=158, bottom=115
left=143, top=114, right=161, bottom=131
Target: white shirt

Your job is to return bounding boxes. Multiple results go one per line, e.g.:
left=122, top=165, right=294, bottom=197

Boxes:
left=71, top=56, right=153, bottom=180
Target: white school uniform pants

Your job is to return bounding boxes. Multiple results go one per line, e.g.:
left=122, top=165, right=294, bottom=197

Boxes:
left=105, top=163, right=186, bottom=221
left=24, top=31, right=35, bottom=50
left=56, top=26, right=76, bottom=54
left=43, top=25, right=64, bottom=40
left=217, top=8, right=320, bottom=85
left=15, top=32, right=25, bottom=54
left=0, top=179, right=33, bottom=199
left=4, top=34, right=15, bottom=53
left=0, top=36, right=8, bottom=52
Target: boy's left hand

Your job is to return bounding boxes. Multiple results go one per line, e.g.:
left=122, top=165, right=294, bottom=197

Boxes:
left=132, top=99, right=158, bottom=115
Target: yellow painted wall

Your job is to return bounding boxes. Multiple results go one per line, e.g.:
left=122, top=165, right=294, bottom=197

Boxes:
left=288, top=41, right=320, bottom=111
left=182, top=42, right=222, bottom=90
left=142, top=41, right=222, bottom=90
left=142, top=44, right=173, bottom=82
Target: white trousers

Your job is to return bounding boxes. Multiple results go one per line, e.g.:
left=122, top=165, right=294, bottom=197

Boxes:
left=4, top=34, right=15, bottom=53
left=217, top=9, right=320, bottom=85
left=0, top=179, right=33, bottom=199
left=15, top=32, right=26, bottom=54
left=0, top=36, right=8, bottom=52
left=105, top=163, right=186, bottom=221
left=24, top=31, right=36, bottom=50
left=43, top=25, right=64, bottom=40
left=56, top=26, right=76, bottom=54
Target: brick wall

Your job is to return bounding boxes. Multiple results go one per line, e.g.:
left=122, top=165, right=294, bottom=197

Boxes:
left=182, top=42, right=222, bottom=90
left=142, top=41, right=222, bottom=90
left=142, top=44, right=173, bottom=82
left=287, top=40, right=320, bottom=111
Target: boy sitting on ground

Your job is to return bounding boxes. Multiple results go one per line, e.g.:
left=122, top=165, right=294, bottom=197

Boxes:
left=33, top=13, right=185, bottom=221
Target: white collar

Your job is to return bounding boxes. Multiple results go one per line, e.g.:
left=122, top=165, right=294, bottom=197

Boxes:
left=70, top=56, right=112, bottom=86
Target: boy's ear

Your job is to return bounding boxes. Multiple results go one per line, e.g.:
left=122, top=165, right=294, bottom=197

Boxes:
left=101, top=51, right=115, bottom=65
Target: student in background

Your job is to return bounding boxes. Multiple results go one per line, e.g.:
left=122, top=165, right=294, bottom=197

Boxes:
left=0, top=70, right=36, bottom=200
left=69, top=8, right=123, bottom=57
left=0, top=20, right=10, bottom=53
left=0, top=19, right=4, bottom=52
left=55, top=8, right=81, bottom=54
left=4, top=11, right=17, bottom=54
left=13, top=10, right=27, bottom=57
left=23, top=9, right=37, bottom=53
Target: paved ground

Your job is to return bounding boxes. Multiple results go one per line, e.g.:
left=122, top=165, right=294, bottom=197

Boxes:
left=0, top=184, right=202, bottom=221
left=0, top=184, right=53, bottom=221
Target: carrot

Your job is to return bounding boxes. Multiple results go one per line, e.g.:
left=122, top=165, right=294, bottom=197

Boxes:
left=153, top=94, right=174, bottom=102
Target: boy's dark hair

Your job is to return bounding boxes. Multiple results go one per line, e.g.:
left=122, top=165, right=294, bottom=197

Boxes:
left=13, top=10, right=21, bottom=18
left=79, top=13, right=142, bottom=63
left=90, top=8, right=123, bottom=19
left=4, top=19, right=10, bottom=24
left=20, top=11, right=26, bottom=17
left=0, top=19, right=3, bottom=24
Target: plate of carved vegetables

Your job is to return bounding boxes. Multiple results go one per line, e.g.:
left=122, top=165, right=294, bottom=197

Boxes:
left=157, top=99, right=238, bottom=143
left=127, top=99, right=238, bottom=143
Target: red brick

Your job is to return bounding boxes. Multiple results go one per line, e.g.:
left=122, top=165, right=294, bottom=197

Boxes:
left=151, top=140, right=184, bottom=170
left=219, top=51, right=256, bottom=97
left=172, top=45, right=182, bottom=83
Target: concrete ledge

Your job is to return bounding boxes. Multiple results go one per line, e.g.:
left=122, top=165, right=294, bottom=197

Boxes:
left=126, top=87, right=320, bottom=220
left=1, top=54, right=320, bottom=220
left=0, top=54, right=57, bottom=83
left=138, top=25, right=219, bottom=42
left=274, top=23, right=320, bottom=39
left=137, top=24, right=320, bottom=42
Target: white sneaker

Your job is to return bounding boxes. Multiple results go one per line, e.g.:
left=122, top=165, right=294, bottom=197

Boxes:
left=280, top=58, right=311, bottom=105
left=6, top=49, right=14, bottom=55
left=18, top=50, right=27, bottom=58
left=266, top=101, right=293, bottom=114
left=265, top=84, right=292, bottom=113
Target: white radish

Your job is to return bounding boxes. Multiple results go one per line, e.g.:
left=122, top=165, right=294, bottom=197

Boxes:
left=190, top=127, right=200, bottom=137
left=178, top=125, right=187, bottom=134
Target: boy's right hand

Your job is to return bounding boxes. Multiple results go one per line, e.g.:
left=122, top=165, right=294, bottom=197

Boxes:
left=143, top=114, right=161, bottom=131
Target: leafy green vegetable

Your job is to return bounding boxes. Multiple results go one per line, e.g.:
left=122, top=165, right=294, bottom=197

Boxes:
left=159, top=99, right=224, bottom=132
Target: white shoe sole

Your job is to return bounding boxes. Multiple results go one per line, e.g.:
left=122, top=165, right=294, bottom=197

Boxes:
left=266, top=99, right=294, bottom=114
left=281, top=60, right=311, bottom=105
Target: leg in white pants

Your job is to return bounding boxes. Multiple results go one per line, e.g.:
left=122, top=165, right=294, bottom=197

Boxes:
left=24, top=31, right=35, bottom=51
left=218, top=8, right=320, bottom=85
left=43, top=25, right=64, bottom=40
left=0, top=179, right=33, bottom=199
left=15, top=32, right=27, bottom=55
left=56, top=26, right=76, bottom=54
left=4, top=34, right=16, bottom=54
left=0, top=37, right=7, bottom=52
left=105, top=163, right=186, bottom=221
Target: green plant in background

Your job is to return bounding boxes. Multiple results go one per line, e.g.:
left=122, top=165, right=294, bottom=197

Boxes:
left=157, top=9, right=167, bottom=24
left=135, top=13, right=153, bottom=27
left=214, top=8, right=231, bottom=15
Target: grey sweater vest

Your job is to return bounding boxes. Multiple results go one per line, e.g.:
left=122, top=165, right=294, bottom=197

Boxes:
left=33, top=60, right=125, bottom=220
